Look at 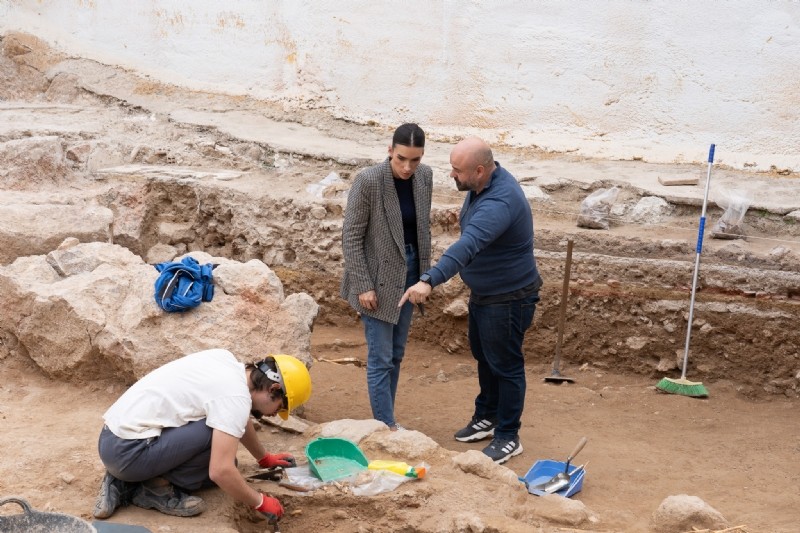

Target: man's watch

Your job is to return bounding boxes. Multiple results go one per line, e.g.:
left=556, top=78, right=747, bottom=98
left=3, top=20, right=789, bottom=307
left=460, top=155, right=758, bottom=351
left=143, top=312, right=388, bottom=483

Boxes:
left=419, top=273, right=432, bottom=286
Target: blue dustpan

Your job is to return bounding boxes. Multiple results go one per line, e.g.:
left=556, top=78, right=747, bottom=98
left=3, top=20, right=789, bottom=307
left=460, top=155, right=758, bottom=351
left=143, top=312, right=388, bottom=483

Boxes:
left=520, top=459, right=586, bottom=497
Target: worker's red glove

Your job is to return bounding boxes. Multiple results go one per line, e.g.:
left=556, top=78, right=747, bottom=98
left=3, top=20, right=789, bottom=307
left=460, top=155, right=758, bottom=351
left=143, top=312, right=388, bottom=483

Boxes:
left=254, top=493, right=284, bottom=524
left=258, top=452, right=296, bottom=468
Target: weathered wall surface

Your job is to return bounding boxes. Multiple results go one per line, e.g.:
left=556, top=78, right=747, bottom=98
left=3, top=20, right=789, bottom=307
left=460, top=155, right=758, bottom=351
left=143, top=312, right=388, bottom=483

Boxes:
left=2, top=1, right=799, bottom=171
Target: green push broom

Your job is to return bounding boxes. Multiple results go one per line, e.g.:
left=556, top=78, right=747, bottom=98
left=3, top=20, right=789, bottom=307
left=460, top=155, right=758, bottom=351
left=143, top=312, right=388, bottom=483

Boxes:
left=656, top=144, right=715, bottom=398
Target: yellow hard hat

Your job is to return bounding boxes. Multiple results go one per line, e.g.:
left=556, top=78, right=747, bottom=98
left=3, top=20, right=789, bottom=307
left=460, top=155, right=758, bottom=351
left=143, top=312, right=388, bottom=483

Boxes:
left=272, top=354, right=312, bottom=420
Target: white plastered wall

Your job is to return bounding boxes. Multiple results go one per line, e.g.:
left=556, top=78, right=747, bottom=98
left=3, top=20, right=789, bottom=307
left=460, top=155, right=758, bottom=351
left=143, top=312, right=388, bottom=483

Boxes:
left=2, top=0, right=799, bottom=170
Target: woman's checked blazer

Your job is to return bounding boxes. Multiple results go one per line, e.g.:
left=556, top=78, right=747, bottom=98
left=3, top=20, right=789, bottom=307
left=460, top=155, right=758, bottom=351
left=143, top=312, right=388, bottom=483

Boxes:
left=340, top=157, right=433, bottom=324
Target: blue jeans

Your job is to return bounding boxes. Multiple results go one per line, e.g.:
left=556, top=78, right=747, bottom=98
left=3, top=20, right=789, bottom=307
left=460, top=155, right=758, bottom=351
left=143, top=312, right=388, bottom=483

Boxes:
left=467, top=293, right=539, bottom=441
left=361, top=244, right=419, bottom=427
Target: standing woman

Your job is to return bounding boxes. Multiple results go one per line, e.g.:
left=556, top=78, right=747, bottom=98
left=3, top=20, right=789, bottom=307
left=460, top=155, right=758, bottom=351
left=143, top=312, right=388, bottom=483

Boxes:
left=341, top=123, right=432, bottom=430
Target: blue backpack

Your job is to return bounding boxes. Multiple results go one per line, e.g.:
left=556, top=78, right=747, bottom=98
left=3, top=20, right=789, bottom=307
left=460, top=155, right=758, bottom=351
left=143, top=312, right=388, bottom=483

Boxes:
left=153, top=256, right=216, bottom=313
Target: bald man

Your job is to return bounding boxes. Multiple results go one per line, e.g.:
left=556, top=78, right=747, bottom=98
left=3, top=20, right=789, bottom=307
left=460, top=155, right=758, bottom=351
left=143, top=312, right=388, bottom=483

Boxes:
left=400, top=137, right=542, bottom=464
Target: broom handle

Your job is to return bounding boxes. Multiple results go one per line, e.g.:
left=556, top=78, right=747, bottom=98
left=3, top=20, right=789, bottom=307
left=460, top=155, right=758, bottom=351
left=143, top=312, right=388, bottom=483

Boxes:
left=681, top=144, right=715, bottom=379
left=552, top=239, right=574, bottom=373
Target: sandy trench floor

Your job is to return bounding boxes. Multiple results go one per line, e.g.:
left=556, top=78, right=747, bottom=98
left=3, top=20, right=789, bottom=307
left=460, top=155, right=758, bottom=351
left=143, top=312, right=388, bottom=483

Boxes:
left=1, top=323, right=798, bottom=533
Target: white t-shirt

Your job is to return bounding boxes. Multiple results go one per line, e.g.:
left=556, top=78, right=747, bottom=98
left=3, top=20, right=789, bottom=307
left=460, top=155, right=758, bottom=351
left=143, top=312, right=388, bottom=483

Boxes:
left=104, top=349, right=251, bottom=440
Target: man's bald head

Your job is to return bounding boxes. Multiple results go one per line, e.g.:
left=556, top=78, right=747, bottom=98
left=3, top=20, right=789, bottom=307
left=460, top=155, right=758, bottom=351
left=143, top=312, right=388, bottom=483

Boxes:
left=452, top=137, right=494, bottom=168
left=449, top=137, right=496, bottom=194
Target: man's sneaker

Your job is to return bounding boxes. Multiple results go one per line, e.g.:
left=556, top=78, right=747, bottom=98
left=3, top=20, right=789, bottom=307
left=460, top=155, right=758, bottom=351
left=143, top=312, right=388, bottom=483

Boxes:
left=93, top=471, right=135, bottom=519
left=132, top=482, right=206, bottom=517
left=454, top=417, right=496, bottom=442
left=482, top=437, right=523, bottom=464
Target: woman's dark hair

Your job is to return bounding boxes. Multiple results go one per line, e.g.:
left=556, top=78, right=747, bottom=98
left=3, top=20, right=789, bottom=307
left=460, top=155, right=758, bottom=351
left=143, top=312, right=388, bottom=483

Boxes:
left=392, top=123, right=425, bottom=148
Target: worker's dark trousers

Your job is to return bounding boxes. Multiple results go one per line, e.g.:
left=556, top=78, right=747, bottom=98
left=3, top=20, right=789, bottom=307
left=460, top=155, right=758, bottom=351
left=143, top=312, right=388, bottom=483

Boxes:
left=98, top=420, right=213, bottom=491
left=467, top=292, right=538, bottom=441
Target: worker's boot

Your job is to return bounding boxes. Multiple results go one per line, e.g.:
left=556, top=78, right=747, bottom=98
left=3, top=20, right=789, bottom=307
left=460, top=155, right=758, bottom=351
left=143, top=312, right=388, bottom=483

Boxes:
left=93, top=471, right=137, bottom=519
left=131, top=477, right=206, bottom=517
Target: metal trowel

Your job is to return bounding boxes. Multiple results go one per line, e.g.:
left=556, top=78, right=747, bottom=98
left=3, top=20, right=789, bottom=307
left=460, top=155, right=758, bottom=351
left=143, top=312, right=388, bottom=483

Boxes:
left=542, top=461, right=588, bottom=494
left=531, top=436, right=588, bottom=492
left=246, top=466, right=285, bottom=481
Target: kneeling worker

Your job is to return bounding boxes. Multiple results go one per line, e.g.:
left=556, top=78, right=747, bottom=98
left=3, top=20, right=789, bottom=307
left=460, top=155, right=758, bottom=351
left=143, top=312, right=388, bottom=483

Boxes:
left=93, top=349, right=312, bottom=524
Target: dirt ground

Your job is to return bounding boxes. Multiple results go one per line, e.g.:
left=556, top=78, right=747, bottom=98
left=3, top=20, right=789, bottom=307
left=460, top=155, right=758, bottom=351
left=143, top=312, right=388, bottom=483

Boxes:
left=1, top=31, right=800, bottom=533
left=1, top=322, right=798, bottom=532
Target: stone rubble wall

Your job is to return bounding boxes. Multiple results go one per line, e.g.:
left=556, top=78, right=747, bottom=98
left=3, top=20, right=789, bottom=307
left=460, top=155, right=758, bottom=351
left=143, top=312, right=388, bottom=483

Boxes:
left=1, top=152, right=797, bottom=395
left=83, top=174, right=800, bottom=398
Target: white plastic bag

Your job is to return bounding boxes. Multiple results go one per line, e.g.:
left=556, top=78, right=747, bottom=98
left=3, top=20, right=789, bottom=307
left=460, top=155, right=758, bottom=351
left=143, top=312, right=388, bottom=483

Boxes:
left=279, top=462, right=429, bottom=496
left=350, top=469, right=413, bottom=496
left=577, top=186, right=620, bottom=230
left=710, top=188, right=750, bottom=239
left=281, top=465, right=326, bottom=492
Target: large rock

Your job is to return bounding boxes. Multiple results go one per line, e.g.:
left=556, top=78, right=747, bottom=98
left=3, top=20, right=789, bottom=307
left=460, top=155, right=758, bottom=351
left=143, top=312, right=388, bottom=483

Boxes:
left=0, top=136, right=68, bottom=190
left=651, top=494, right=728, bottom=533
left=307, top=419, right=388, bottom=443
left=535, top=494, right=597, bottom=527
left=630, top=196, right=671, bottom=224
left=361, top=428, right=440, bottom=460
left=0, top=202, right=113, bottom=265
left=0, top=240, right=318, bottom=379
left=451, top=449, right=523, bottom=488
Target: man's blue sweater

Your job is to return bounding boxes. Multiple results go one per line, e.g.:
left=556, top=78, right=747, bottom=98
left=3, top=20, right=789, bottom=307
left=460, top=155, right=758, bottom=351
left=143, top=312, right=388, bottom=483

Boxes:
left=427, top=162, right=539, bottom=296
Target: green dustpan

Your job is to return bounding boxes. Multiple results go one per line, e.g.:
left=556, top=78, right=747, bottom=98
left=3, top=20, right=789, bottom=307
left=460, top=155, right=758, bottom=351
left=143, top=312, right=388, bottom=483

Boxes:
left=305, top=437, right=369, bottom=482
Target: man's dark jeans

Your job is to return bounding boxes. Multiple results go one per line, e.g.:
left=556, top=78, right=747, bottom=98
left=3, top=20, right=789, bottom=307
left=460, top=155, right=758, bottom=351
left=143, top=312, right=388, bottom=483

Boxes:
left=467, top=292, right=539, bottom=441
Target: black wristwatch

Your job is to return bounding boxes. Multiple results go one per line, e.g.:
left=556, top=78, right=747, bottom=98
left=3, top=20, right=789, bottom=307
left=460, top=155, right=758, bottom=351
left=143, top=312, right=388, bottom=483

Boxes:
left=419, top=273, right=432, bottom=285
